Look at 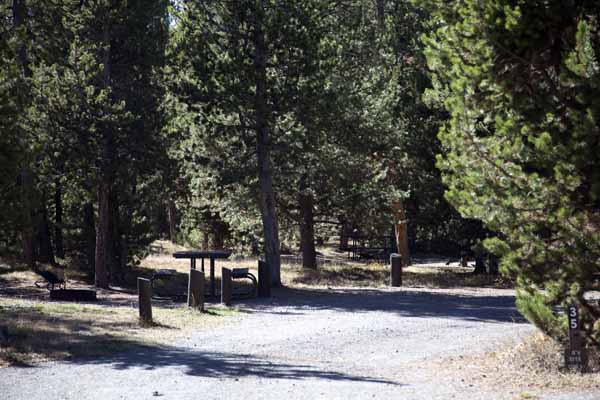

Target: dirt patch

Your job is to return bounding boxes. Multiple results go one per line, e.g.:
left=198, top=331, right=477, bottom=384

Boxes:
left=430, top=332, right=600, bottom=398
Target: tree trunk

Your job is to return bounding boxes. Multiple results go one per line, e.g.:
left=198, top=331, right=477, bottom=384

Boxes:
left=339, top=220, right=350, bottom=250
left=54, top=180, right=64, bottom=259
left=167, top=198, right=177, bottom=244
left=211, top=219, right=227, bottom=249
left=111, top=189, right=124, bottom=283
left=121, top=178, right=136, bottom=275
left=37, top=194, right=55, bottom=265
left=202, top=232, right=209, bottom=250
left=94, top=14, right=116, bottom=289
left=14, top=1, right=34, bottom=269
left=392, top=200, right=410, bottom=267
left=473, top=256, right=487, bottom=274
left=487, top=254, right=499, bottom=275
left=19, top=168, right=35, bottom=269
left=95, top=176, right=112, bottom=288
left=12, top=0, right=29, bottom=77
left=83, top=202, right=96, bottom=274
left=299, top=181, right=316, bottom=269
left=377, top=0, right=386, bottom=28
left=253, top=4, right=281, bottom=286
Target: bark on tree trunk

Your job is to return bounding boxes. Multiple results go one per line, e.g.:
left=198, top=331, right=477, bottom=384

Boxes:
left=473, top=256, right=487, bottom=274
left=54, top=179, right=64, bottom=259
left=253, top=4, right=281, bottom=286
left=14, top=1, right=34, bottom=269
left=83, top=202, right=96, bottom=274
left=167, top=198, right=177, bottom=244
left=211, top=220, right=227, bottom=249
left=19, top=168, right=35, bottom=269
left=339, top=220, right=350, bottom=250
left=377, top=0, right=386, bottom=28
left=12, top=0, right=29, bottom=76
left=299, top=179, right=316, bottom=269
left=95, top=176, right=112, bottom=288
left=94, top=18, right=114, bottom=289
left=37, top=194, right=55, bottom=265
left=120, top=178, right=136, bottom=277
left=202, top=232, right=209, bottom=250
left=392, top=200, right=410, bottom=267
left=111, top=189, right=124, bottom=283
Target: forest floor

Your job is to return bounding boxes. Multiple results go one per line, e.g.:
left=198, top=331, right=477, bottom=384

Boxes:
left=0, top=241, right=598, bottom=399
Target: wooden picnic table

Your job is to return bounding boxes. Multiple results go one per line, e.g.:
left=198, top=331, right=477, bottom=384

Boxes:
left=173, top=250, right=232, bottom=298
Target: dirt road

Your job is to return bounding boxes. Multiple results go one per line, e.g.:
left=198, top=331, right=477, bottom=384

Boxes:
left=0, top=287, right=594, bottom=399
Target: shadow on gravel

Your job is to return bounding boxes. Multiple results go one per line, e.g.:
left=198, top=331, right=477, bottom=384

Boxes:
left=242, top=287, right=527, bottom=324
left=80, top=346, right=400, bottom=385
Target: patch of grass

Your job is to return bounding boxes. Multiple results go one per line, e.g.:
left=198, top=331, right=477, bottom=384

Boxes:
left=0, top=297, right=238, bottom=368
left=281, top=263, right=513, bottom=289
left=0, top=243, right=247, bottom=368
left=519, top=392, right=539, bottom=399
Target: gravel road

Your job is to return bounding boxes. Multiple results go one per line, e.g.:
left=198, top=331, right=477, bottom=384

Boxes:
left=0, top=286, right=595, bottom=399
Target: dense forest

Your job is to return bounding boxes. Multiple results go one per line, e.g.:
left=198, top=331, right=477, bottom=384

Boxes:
left=1, top=1, right=598, bottom=347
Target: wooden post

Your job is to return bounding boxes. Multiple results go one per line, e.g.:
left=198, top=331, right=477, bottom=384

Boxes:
left=188, top=269, right=205, bottom=311
left=137, top=278, right=152, bottom=323
left=390, top=253, right=402, bottom=287
left=221, top=267, right=232, bottom=306
left=258, top=259, right=271, bottom=298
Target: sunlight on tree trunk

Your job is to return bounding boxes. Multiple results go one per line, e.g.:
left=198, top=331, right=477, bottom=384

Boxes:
left=392, top=200, right=410, bottom=267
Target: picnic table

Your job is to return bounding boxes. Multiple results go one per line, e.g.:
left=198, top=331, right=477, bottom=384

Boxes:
left=173, top=250, right=232, bottom=298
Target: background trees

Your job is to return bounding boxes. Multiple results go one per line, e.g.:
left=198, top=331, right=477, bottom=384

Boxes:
left=166, top=0, right=464, bottom=280
left=2, top=0, right=170, bottom=285
left=1, top=0, right=487, bottom=297
left=422, top=0, right=600, bottom=346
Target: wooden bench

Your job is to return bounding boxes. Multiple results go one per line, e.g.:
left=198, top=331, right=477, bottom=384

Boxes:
left=150, top=269, right=186, bottom=300
left=150, top=269, right=177, bottom=286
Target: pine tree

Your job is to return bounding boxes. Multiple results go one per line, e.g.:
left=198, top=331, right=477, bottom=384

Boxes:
left=423, top=0, right=600, bottom=346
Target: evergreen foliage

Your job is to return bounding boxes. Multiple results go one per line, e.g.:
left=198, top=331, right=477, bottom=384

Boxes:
left=1, top=1, right=485, bottom=296
left=423, top=0, right=600, bottom=345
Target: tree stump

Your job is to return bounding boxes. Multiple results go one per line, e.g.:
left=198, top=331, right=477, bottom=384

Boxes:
left=188, top=269, right=205, bottom=311
left=390, top=253, right=402, bottom=287
left=258, top=259, right=271, bottom=298
left=137, top=278, right=152, bottom=323
left=221, top=267, right=232, bottom=306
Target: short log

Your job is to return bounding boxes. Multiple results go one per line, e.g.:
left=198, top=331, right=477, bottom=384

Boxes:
left=390, top=253, right=402, bottom=287
left=50, top=289, right=97, bottom=302
left=138, top=277, right=153, bottom=323
left=188, top=269, right=205, bottom=311
left=257, top=259, right=271, bottom=298
left=221, top=267, right=232, bottom=306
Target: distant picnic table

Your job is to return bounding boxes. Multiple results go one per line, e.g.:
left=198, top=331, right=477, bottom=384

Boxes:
left=343, top=235, right=395, bottom=261
left=173, top=250, right=232, bottom=298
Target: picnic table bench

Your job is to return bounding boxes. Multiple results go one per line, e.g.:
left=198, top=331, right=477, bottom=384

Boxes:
left=230, top=268, right=257, bottom=297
